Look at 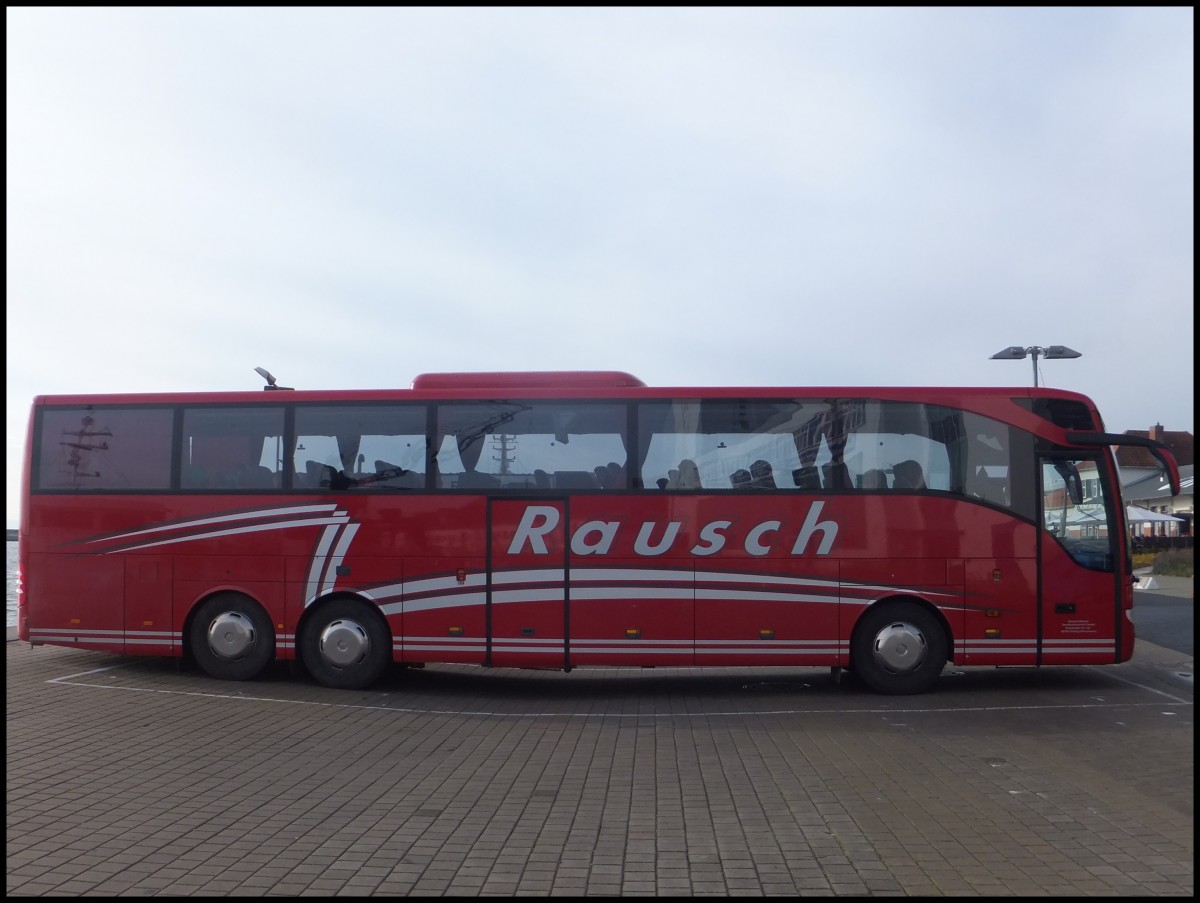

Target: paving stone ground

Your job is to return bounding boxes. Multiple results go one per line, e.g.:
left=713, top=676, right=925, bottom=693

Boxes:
left=6, top=637, right=1192, bottom=897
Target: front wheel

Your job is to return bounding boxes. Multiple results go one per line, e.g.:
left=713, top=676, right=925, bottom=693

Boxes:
left=189, top=592, right=275, bottom=681
left=851, top=601, right=947, bottom=695
left=300, top=598, right=391, bottom=690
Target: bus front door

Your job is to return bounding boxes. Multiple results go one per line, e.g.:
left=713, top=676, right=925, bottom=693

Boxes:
left=489, top=499, right=569, bottom=669
left=1038, top=456, right=1127, bottom=664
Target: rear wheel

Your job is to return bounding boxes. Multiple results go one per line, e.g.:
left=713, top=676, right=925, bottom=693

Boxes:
left=300, top=598, right=391, bottom=690
left=189, top=592, right=275, bottom=681
left=851, top=601, right=947, bottom=695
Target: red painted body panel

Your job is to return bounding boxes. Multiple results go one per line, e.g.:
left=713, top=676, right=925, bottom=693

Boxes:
left=21, top=488, right=1052, bottom=669
left=1039, top=533, right=1128, bottom=664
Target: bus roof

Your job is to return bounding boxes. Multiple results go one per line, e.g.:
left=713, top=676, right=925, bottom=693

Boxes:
left=31, top=376, right=1093, bottom=408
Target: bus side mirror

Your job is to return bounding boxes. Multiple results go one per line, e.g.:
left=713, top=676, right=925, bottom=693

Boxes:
left=1054, top=462, right=1084, bottom=505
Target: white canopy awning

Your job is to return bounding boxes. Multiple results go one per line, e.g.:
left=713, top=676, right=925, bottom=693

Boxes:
left=1059, top=505, right=1182, bottom=525
left=1125, top=505, right=1182, bottom=523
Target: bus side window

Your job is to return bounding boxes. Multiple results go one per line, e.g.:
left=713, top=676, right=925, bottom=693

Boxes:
left=677, top=459, right=702, bottom=489
left=978, top=475, right=1008, bottom=506
left=209, top=469, right=240, bottom=490
left=892, top=460, right=927, bottom=489
left=554, top=470, right=596, bottom=489
left=861, top=469, right=888, bottom=489
left=237, top=464, right=275, bottom=489
left=182, top=464, right=209, bottom=488
left=749, top=460, right=776, bottom=489
left=792, top=466, right=822, bottom=489
left=823, top=463, right=852, bottom=489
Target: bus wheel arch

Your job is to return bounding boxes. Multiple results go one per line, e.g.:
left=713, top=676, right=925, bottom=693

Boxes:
left=298, top=594, right=392, bottom=690
left=186, top=591, right=276, bottom=682
left=850, top=596, right=950, bottom=695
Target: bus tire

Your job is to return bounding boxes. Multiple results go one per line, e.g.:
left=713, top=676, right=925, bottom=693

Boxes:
left=300, top=598, right=391, bottom=690
left=189, top=592, right=275, bottom=682
left=851, top=601, right=947, bottom=695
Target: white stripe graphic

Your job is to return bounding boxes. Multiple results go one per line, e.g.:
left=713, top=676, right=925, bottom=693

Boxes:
left=1042, top=646, right=1115, bottom=654
left=691, top=570, right=840, bottom=590
left=107, top=516, right=351, bottom=553
left=492, top=569, right=566, bottom=585
left=402, top=643, right=489, bottom=653
left=405, top=573, right=488, bottom=594
left=712, top=587, right=838, bottom=605
left=490, top=645, right=568, bottom=654
left=30, top=628, right=123, bottom=637
left=569, top=568, right=954, bottom=603
left=571, top=567, right=693, bottom=583
left=566, top=638, right=691, bottom=647
left=67, top=507, right=361, bottom=618
left=564, top=646, right=688, bottom=656
left=696, top=646, right=845, bottom=656
left=306, top=525, right=342, bottom=604
left=363, top=582, right=404, bottom=602
left=492, top=588, right=567, bottom=605
left=83, top=505, right=341, bottom=544
left=372, top=566, right=957, bottom=618
left=320, top=523, right=360, bottom=597
left=696, top=638, right=846, bottom=647
left=30, top=634, right=124, bottom=644
left=387, top=592, right=486, bottom=615
left=402, top=635, right=486, bottom=644
left=570, top=586, right=693, bottom=601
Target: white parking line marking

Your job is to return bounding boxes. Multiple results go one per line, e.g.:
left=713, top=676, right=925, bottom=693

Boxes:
left=45, top=664, right=1194, bottom=719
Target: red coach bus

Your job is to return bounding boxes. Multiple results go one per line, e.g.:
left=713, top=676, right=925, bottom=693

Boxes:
left=18, top=371, right=1181, bottom=695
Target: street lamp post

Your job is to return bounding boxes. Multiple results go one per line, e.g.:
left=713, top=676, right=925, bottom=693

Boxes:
left=990, top=345, right=1081, bottom=387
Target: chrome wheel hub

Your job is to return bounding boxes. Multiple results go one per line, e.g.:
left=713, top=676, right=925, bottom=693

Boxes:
left=319, top=619, right=369, bottom=667
left=207, top=611, right=256, bottom=660
left=872, top=621, right=927, bottom=674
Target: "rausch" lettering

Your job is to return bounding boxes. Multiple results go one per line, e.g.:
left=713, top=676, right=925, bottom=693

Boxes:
left=506, top=503, right=839, bottom=558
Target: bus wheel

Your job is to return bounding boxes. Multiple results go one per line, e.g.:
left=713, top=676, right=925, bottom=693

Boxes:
left=300, top=598, right=390, bottom=690
left=851, top=602, right=947, bottom=695
left=189, top=593, right=275, bottom=681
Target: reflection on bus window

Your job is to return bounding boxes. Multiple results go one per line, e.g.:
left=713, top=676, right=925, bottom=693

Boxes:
left=434, top=402, right=628, bottom=490
left=1042, top=456, right=1114, bottom=571
left=636, top=399, right=1017, bottom=500
left=36, top=407, right=174, bottom=491
left=293, top=405, right=428, bottom=491
left=182, top=407, right=284, bottom=490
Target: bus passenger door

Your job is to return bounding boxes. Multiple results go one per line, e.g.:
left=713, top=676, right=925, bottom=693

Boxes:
left=489, top=499, right=569, bottom=669
left=567, top=495, right=696, bottom=667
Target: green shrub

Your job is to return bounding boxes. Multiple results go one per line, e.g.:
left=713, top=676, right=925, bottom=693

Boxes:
left=1152, top=549, right=1194, bottom=578
left=1132, top=552, right=1157, bottom=570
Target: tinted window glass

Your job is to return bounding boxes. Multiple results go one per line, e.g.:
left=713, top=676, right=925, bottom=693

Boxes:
left=638, top=400, right=833, bottom=490
left=636, top=398, right=1031, bottom=513
left=435, top=402, right=628, bottom=490
left=36, top=407, right=173, bottom=490
left=1016, top=397, right=1098, bottom=430
left=294, top=405, right=428, bottom=491
left=1042, top=455, right=1114, bottom=570
left=181, top=407, right=285, bottom=490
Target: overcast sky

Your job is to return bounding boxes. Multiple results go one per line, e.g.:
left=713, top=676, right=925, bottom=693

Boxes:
left=6, top=7, right=1194, bottom=527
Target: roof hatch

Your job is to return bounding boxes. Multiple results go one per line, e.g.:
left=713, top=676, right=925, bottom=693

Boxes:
left=411, top=371, right=646, bottom=390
